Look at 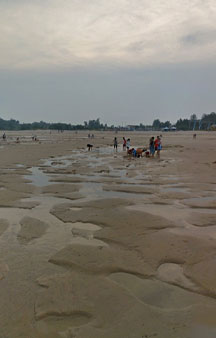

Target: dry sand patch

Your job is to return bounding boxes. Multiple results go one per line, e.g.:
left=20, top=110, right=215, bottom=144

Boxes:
left=17, top=216, right=49, bottom=243
left=0, top=219, right=9, bottom=236
left=187, top=212, right=216, bottom=227
left=184, top=257, right=216, bottom=297
left=0, top=261, right=9, bottom=280
left=49, top=244, right=152, bottom=276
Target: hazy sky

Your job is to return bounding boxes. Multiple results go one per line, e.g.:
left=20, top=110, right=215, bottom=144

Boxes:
left=0, top=0, right=216, bottom=125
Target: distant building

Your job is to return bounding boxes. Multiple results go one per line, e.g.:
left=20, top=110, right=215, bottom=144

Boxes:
left=162, top=126, right=176, bottom=132
left=126, top=125, right=139, bottom=131
left=162, top=127, right=170, bottom=132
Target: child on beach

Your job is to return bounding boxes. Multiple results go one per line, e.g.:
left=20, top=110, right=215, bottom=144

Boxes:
left=113, top=137, right=118, bottom=151
left=154, top=136, right=162, bottom=158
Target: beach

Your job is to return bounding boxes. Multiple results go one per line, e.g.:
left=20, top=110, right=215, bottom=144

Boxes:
left=0, top=130, right=216, bottom=338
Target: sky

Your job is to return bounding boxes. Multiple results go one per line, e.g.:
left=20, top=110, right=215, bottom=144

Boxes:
left=0, top=0, right=216, bottom=125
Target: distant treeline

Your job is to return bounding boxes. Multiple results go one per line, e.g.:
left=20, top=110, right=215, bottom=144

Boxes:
left=0, top=117, right=105, bottom=131
left=152, top=112, right=216, bottom=131
left=0, top=113, right=215, bottom=131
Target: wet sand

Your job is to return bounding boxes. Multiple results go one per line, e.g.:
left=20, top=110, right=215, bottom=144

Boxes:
left=0, top=130, right=216, bottom=337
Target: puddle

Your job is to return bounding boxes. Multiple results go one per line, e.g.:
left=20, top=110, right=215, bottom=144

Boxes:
left=70, top=207, right=82, bottom=211
left=43, top=157, right=72, bottom=168
left=16, top=164, right=25, bottom=168
left=79, top=181, right=150, bottom=201
left=1, top=168, right=16, bottom=172
left=184, top=196, right=216, bottom=203
left=24, top=167, right=54, bottom=187
left=161, top=187, right=190, bottom=193
left=71, top=222, right=102, bottom=241
left=70, top=222, right=106, bottom=246
left=161, top=175, right=181, bottom=181
left=71, top=222, right=100, bottom=232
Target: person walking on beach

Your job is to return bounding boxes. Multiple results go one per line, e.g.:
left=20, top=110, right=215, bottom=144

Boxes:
left=113, top=137, right=118, bottom=152
left=123, top=137, right=126, bottom=150
left=149, top=137, right=155, bottom=157
left=155, top=136, right=162, bottom=158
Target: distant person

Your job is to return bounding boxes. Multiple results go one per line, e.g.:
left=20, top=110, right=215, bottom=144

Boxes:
left=16, top=137, right=20, bottom=143
left=2, top=133, right=6, bottom=140
left=155, top=136, right=162, bottom=158
left=87, top=144, right=93, bottom=151
left=113, top=137, right=118, bottom=152
left=123, top=137, right=126, bottom=150
left=126, top=138, right=131, bottom=151
left=193, top=133, right=196, bottom=139
left=149, top=137, right=155, bottom=157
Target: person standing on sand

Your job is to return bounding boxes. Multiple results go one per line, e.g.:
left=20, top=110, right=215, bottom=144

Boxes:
left=123, top=137, right=126, bottom=150
left=149, top=137, right=155, bottom=157
left=155, top=136, right=162, bottom=158
left=113, top=137, right=118, bottom=152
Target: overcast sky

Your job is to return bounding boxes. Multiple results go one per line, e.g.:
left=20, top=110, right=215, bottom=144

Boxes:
left=0, top=0, right=216, bottom=125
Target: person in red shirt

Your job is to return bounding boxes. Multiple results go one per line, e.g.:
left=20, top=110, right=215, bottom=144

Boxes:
left=154, top=136, right=162, bottom=158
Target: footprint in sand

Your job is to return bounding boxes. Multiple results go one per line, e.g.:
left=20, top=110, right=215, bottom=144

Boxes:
left=35, top=273, right=93, bottom=336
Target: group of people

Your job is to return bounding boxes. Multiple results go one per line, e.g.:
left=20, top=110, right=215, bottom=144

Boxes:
left=114, top=137, right=131, bottom=152
left=149, top=136, right=162, bottom=158
left=113, top=135, right=162, bottom=158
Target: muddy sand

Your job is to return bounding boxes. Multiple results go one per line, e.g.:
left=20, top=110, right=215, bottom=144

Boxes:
left=0, top=130, right=216, bottom=337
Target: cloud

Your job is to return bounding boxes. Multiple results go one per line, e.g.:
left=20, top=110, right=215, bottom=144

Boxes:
left=182, top=29, right=216, bottom=45
left=0, top=0, right=216, bottom=69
